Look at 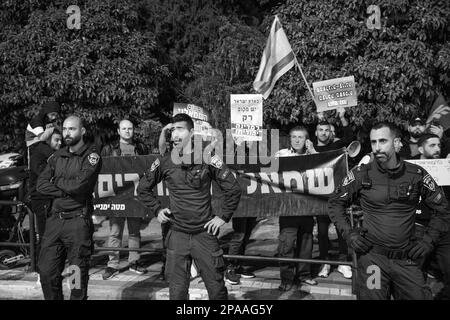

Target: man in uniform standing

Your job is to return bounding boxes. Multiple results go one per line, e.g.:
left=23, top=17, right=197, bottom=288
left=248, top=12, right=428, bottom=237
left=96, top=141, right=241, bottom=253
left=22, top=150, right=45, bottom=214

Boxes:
left=37, top=116, right=102, bottom=300
left=328, top=122, right=450, bottom=300
left=137, top=113, right=241, bottom=300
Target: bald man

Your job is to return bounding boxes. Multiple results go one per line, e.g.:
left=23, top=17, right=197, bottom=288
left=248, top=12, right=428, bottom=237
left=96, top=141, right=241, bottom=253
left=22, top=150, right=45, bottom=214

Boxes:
left=37, top=115, right=102, bottom=300
left=101, top=119, right=149, bottom=280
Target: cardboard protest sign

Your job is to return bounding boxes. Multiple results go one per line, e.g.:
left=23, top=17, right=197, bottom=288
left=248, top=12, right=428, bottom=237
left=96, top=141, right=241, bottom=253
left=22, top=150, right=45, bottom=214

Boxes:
left=313, top=76, right=357, bottom=112
left=406, top=159, right=450, bottom=186
left=173, top=103, right=212, bottom=139
left=230, top=94, right=263, bottom=141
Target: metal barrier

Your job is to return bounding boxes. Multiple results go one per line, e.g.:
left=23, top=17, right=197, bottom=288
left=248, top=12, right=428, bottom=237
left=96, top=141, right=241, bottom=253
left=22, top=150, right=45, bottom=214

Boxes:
left=0, top=200, right=36, bottom=272
left=0, top=200, right=358, bottom=295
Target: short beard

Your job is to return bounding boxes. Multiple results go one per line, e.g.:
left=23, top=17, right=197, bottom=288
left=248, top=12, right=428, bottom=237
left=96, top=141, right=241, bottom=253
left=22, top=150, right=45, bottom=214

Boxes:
left=410, top=131, right=423, bottom=139
left=64, top=135, right=81, bottom=146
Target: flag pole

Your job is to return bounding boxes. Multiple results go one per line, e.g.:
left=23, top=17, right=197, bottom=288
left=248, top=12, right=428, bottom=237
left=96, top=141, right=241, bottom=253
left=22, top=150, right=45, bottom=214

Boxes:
left=293, top=55, right=316, bottom=105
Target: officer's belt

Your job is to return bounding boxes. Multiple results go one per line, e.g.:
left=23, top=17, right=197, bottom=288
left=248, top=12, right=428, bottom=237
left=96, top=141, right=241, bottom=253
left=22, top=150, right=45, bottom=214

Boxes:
left=52, top=208, right=86, bottom=220
left=369, top=244, right=410, bottom=260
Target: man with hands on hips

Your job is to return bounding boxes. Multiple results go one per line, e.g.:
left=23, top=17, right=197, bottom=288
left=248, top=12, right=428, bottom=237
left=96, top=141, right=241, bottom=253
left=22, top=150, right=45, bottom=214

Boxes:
left=138, top=113, right=242, bottom=300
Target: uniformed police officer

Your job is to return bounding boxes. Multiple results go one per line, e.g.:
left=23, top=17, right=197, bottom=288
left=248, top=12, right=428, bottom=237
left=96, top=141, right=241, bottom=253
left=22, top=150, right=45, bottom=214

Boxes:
left=328, top=122, right=450, bottom=300
left=137, top=113, right=242, bottom=300
left=37, top=116, right=102, bottom=300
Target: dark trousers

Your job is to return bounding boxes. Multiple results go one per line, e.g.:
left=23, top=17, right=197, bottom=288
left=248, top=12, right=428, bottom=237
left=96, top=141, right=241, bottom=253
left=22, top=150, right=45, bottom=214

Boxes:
left=165, top=229, right=227, bottom=300
left=425, top=230, right=450, bottom=299
left=161, top=222, right=170, bottom=265
left=30, top=199, right=51, bottom=238
left=30, top=199, right=51, bottom=265
left=278, top=216, right=314, bottom=282
left=227, top=217, right=258, bottom=268
left=38, top=214, right=93, bottom=300
left=317, top=215, right=348, bottom=260
left=357, top=251, right=432, bottom=300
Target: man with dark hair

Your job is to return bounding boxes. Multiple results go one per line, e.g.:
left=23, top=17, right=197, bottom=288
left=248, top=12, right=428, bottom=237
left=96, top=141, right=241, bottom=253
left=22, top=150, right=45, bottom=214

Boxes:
left=29, top=129, right=62, bottom=253
left=314, top=108, right=353, bottom=279
left=102, top=119, right=149, bottom=280
left=413, top=134, right=441, bottom=160
left=399, top=117, right=427, bottom=159
left=37, top=116, right=102, bottom=300
left=137, top=113, right=242, bottom=300
left=274, top=126, right=318, bottom=291
left=413, top=132, right=450, bottom=300
left=329, top=122, right=450, bottom=299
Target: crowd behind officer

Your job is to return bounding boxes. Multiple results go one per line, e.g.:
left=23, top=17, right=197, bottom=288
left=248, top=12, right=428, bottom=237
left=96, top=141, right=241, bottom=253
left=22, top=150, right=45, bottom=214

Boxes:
left=36, top=115, right=102, bottom=300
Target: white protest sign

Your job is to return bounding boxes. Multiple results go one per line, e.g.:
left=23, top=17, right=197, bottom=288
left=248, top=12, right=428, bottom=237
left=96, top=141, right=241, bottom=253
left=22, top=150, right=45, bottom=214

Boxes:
left=230, top=94, right=263, bottom=142
left=406, top=159, right=450, bottom=186
left=312, top=76, right=357, bottom=112
left=173, top=103, right=212, bottom=139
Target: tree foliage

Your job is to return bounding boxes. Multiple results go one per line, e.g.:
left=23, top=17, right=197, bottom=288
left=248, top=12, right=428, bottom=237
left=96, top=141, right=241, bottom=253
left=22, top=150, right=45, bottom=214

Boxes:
left=0, top=0, right=448, bottom=153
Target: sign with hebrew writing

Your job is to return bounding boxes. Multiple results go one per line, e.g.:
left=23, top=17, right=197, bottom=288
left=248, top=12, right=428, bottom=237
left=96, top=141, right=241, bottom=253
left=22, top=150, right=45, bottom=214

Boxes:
left=230, top=94, right=263, bottom=141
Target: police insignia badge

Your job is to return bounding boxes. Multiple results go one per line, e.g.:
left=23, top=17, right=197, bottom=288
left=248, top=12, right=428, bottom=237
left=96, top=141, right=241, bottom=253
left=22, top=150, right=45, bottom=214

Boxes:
left=150, top=158, right=160, bottom=172
left=88, top=153, right=100, bottom=166
left=210, top=155, right=223, bottom=169
left=342, top=171, right=355, bottom=186
left=423, top=174, right=436, bottom=191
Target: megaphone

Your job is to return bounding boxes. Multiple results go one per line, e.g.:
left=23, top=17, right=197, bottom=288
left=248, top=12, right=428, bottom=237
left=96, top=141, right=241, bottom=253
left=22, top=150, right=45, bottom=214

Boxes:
left=346, top=141, right=361, bottom=158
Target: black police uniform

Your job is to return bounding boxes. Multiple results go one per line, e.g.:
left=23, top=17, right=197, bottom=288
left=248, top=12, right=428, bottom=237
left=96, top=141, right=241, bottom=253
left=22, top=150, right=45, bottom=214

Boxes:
left=328, top=159, right=450, bottom=300
left=36, top=143, right=102, bottom=300
left=417, top=185, right=450, bottom=300
left=137, top=151, right=241, bottom=300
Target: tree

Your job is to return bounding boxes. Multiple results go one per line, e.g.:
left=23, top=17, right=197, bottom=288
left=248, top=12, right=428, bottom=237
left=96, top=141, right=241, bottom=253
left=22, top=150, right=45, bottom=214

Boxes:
left=0, top=0, right=170, bottom=152
left=262, top=0, right=449, bottom=129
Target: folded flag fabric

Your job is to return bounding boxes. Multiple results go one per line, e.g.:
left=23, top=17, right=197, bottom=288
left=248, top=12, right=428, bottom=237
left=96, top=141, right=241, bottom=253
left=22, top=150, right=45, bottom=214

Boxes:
left=253, top=15, right=295, bottom=99
left=426, top=93, right=450, bottom=130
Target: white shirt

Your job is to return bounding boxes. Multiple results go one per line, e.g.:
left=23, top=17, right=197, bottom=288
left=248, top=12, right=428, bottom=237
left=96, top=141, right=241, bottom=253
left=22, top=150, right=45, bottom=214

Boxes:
left=275, top=147, right=306, bottom=158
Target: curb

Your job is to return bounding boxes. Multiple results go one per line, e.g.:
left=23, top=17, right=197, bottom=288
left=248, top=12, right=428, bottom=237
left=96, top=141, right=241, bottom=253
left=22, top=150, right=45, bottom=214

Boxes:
left=0, top=269, right=356, bottom=300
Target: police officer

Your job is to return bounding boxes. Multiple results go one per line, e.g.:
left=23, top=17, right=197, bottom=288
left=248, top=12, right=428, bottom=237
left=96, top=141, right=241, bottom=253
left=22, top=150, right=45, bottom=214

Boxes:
left=414, top=133, right=450, bottom=300
left=137, top=113, right=241, bottom=300
left=37, top=116, right=102, bottom=300
left=328, top=122, right=450, bottom=300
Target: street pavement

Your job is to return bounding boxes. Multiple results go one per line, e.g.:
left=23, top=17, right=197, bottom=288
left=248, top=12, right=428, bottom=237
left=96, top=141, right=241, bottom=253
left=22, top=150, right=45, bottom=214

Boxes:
left=0, top=216, right=443, bottom=300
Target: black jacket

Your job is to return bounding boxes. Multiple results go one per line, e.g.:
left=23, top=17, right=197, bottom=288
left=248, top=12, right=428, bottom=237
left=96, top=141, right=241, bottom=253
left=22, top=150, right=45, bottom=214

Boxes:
left=328, top=160, right=450, bottom=249
left=37, top=143, right=102, bottom=214
left=101, top=140, right=149, bottom=157
left=314, top=126, right=353, bottom=152
left=137, top=151, right=242, bottom=234
left=29, top=142, right=54, bottom=200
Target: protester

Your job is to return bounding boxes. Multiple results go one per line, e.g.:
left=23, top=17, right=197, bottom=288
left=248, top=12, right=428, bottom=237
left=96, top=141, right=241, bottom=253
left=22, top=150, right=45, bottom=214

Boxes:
left=102, top=119, right=149, bottom=280
left=37, top=116, right=102, bottom=300
left=313, top=108, right=353, bottom=279
left=25, top=100, right=61, bottom=149
left=398, top=116, right=427, bottom=159
left=275, top=126, right=318, bottom=291
left=328, top=122, right=450, bottom=299
left=137, top=113, right=241, bottom=300
left=29, top=129, right=62, bottom=251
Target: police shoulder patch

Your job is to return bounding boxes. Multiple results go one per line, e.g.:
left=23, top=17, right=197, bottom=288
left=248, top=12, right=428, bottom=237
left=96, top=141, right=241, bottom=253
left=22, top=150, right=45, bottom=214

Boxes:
left=342, top=171, right=355, bottom=186
left=210, top=155, right=223, bottom=169
left=88, top=153, right=100, bottom=166
left=423, top=174, right=436, bottom=192
left=150, top=158, right=160, bottom=172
